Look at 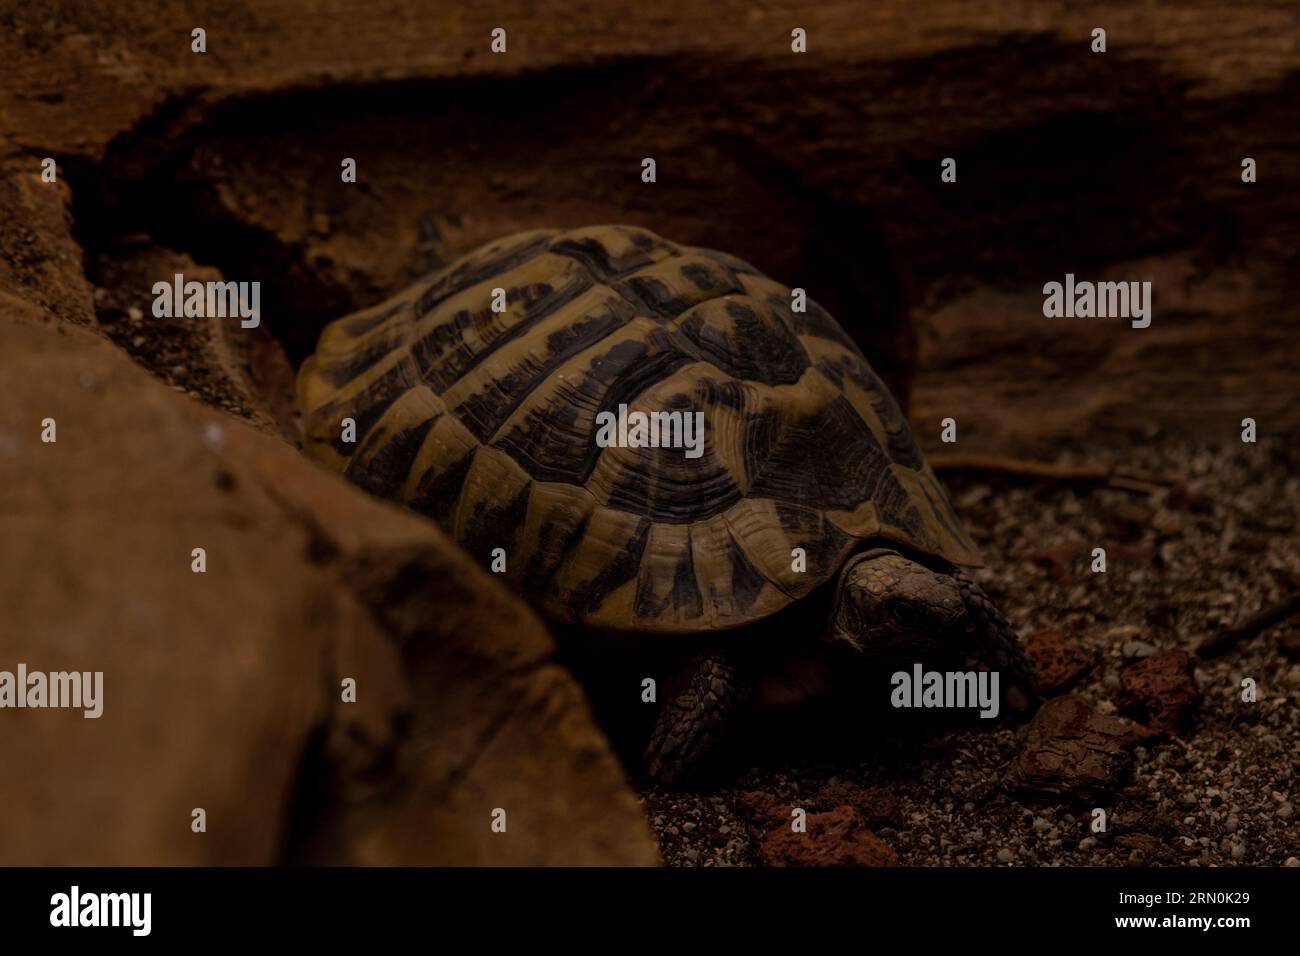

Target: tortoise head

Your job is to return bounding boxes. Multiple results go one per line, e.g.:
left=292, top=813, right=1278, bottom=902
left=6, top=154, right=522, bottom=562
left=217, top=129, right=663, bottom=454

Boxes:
left=824, top=548, right=966, bottom=662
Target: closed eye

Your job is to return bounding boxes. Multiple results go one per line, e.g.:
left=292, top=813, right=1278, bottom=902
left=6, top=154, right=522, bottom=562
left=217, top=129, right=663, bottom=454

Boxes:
left=889, top=601, right=921, bottom=628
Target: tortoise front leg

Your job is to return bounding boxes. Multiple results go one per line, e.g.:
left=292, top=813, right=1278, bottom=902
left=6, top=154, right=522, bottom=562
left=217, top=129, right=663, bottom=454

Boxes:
left=645, top=647, right=753, bottom=786
left=952, top=570, right=1041, bottom=716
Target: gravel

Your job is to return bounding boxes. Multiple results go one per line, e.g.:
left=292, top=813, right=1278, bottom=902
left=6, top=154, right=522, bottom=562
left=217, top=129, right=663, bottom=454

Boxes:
left=642, top=437, right=1300, bottom=866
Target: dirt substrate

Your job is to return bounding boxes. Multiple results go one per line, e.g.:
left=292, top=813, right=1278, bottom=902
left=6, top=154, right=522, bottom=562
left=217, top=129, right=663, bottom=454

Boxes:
left=641, top=438, right=1300, bottom=866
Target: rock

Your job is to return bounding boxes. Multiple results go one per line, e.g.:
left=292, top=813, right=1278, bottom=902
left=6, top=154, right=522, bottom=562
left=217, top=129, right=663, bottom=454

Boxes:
left=1121, top=640, right=1159, bottom=660
left=1023, top=628, right=1093, bottom=693
left=0, top=303, right=656, bottom=866
left=996, top=848, right=1015, bottom=863
left=87, top=243, right=298, bottom=441
left=15, top=1, right=1300, bottom=431
left=0, top=165, right=94, bottom=324
left=1011, top=695, right=1151, bottom=799
left=1286, top=857, right=1299, bottom=867
left=1115, top=834, right=1164, bottom=858
left=814, top=782, right=902, bottom=827
left=1117, top=650, right=1202, bottom=731
left=759, top=806, right=898, bottom=867
left=737, top=790, right=791, bottom=837
left=1105, top=625, right=1145, bottom=646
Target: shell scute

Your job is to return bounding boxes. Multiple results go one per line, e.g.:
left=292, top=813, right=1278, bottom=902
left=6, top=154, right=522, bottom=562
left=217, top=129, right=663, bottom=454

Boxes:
left=299, top=225, right=979, bottom=632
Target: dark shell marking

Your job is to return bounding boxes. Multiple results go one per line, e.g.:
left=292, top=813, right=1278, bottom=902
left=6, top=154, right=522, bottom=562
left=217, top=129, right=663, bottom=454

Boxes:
left=298, top=225, right=980, bottom=632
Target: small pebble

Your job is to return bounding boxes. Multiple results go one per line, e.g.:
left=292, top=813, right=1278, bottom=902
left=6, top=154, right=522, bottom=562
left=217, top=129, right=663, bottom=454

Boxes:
left=1122, top=640, right=1158, bottom=659
left=1105, top=625, right=1143, bottom=645
left=996, top=848, right=1015, bottom=863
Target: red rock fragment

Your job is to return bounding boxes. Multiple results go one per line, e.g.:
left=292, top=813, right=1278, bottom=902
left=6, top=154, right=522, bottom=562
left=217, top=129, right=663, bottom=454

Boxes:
left=815, top=782, right=901, bottom=827
left=736, top=789, right=790, bottom=838
left=1011, top=695, right=1151, bottom=799
left=1117, top=650, right=1201, bottom=731
left=1023, top=627, right=1093, bottom=693
left=759, top=806, right=898, bottom=867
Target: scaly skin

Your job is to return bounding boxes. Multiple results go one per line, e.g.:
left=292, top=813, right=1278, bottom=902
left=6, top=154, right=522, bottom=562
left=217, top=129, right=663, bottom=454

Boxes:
left=952, top=569, right=1040, bottom=713
left=644, top=650, right=751, bottom=787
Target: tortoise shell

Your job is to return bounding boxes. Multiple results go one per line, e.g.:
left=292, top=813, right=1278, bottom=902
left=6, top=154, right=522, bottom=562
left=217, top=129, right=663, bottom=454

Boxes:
left=297, top=225, right=980, bottom=633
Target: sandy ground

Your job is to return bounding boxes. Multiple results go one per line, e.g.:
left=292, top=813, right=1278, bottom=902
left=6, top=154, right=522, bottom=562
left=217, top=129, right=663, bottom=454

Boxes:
left=641, top=438, right=1300, bottom=866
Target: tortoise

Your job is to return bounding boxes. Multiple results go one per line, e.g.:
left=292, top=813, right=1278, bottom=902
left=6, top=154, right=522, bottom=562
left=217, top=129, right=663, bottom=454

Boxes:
left=296, top=224, right=1039, bottom=784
